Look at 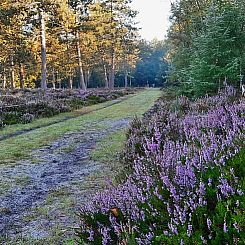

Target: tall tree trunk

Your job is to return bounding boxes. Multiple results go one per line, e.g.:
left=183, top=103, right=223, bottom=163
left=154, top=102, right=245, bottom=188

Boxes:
left=129, top=76, right=132, bottom=87
left=224, top=76, right=227, bottom=86
left=109, top=0, right=115, bottom=90
left=124, top=71, right=128, bottom=88
left=19, top=63, right=25, bottom=89
left=123, top=50, right=128, bottom=88
left=40, top=9, right=47, bottom=90
left=76, top=32, right=86, bottom=90
left=84, top=70, right=88, bottom=87
left=66, top=32, right=73, bottom=89
left=84, top=70, right=90, bottom=88
left=109, top=47, right=115, bottom=90
left=69, top=74, right=73, bottom=89
left=103, top=62, right=109, bottom=88
left=87, top=70, right=91, bottom=88
left=10, top=56, right=15, bottom=89
left=240, top=64, right=243, bottom=89
left=2, top=68, right=6, bottom=89
left=57, top=72, right=61, bottom=89
left=52, top=69, right=56, bottom=89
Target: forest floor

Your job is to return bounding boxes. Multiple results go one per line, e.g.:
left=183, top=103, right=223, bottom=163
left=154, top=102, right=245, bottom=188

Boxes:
left=0, top=89, right=161, bottom=245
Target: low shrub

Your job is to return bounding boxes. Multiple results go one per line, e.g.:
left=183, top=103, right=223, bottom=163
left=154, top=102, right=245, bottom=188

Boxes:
left=3, top=111, right=22, bottom=125
left=20, top=113, right=35, bottom=124
left=0, top=88, right=137, bottom=127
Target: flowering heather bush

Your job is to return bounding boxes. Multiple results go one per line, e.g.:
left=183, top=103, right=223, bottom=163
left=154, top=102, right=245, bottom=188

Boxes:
left=77, top=87, right=244, bottom=244
left=20, top=113, right=35, bottom=124
left=0, top=116, right=3, bottom=128
left=0, top=88, right=136, bottom=127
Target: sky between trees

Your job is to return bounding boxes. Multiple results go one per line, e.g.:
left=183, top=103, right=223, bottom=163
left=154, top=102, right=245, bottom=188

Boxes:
left=131, top=0, right=171, bottom=40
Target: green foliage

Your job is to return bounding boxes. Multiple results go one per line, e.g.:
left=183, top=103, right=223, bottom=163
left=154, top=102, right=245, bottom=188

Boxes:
left=167, top=0, right=245, bottom=96
left=3, top=111, right=21, bottom=125
left=132, top=40, right=168, bottom=87
left=155, top=148, right=245, bottom=244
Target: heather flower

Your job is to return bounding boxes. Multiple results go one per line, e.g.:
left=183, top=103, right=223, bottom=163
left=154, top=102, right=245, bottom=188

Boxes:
left=88, top=229, right=94, bottom=241
left=187, top=224, right=192, bottom=237
left=77, top=88, right=245, bottom=244
left=237, top=189, right=244, bottom=196
left=217, top=178, right=234, bottom=197
left=233, top=221, right=239, bottom=232
left=207, top=218, right=212, bottom=230
left=223, top=219, right=228, bottom=233
left=200, top=236, right=207, bottom=244
left=101, top=227, right=112, bottom=245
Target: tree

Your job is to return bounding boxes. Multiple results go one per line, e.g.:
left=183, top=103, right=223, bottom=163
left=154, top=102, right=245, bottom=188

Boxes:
left=187, top=3, right=242, bottom=92
left=132, top=39, right=168, bottom=87
left=91, top=0, right=138, bottom=89
left=0, top=0, right=139, bottom=89
left=167, top=0, right=245, bottom=95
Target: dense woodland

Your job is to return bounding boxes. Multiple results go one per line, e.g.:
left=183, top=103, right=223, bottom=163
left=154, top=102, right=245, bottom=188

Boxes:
left=166, top=0, right=245, bottom=95
left=1, top=0, right=245, bottom=94
left=0, top=0, right=167, bottom=90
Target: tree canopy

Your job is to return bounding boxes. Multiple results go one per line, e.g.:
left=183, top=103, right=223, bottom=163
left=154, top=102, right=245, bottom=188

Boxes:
left=0, top=0, right=148, bottom=90
left=166, top=0, right=245, bottom=95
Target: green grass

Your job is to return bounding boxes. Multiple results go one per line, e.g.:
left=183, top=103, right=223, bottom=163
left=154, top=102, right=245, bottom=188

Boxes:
left=90, top=129, right=127, bottom=164
left=0, top=234, right=76, bottom=245
left=0, top=181, right=13, bottom=195
left=0, top=89, right=161, bottom=163
left=0, top=89, right=161, bottom=244
left=0, top=96, right=131, bottom=138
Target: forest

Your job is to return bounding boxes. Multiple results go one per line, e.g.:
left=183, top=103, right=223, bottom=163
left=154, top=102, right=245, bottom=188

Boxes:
left=166, top=0, right=245, bottom=96
left=0, top=0, right=167, bottom=90
left=0, top=0, right=244, bottom=245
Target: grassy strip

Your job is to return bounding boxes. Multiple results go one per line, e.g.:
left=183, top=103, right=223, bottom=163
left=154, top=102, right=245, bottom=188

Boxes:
left=0, top=89, right=161, bottom=164
left=0, top=95, right=133, bottom=139
left=0, top=89, right=161, bottom=245
left=10, top=130, right=129, bottom=245
left=90, top=128, right=127, bottom=164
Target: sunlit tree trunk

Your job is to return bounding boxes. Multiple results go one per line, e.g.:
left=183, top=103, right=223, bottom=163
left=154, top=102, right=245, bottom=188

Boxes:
left=124, top=56, right=128, bottom=88
left=57, top=72, right=61, bottom=89
left=10, top=56, right=15, bottom=89
left=69, top=74, right=73, bottom=89
left=19, top=63, right=25, bottom=89
left=40, top=9, right=47, bottom=90
left=108, top=0, right=115, bottom=90
left=84, top=70, right=90, bottom=88
left=124, top=71, right=128, bottom=88
left=2, top=68, right=7, bottom=89
left=103, top=60, right=109, bottom=88
left=52, top=69, right=56, bottom=89
left=109, top=46, right=115, bottom=89
left=240, top=64, right=243, bottom=89
left=76, top=32, right=86, bottom=90
left=87, top=70, right=91, bottom=87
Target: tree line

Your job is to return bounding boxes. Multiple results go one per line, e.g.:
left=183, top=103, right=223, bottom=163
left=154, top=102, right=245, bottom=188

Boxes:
left=0, top=0, right=140, bottom=90
left=166, top=0, right=245, bottom=95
